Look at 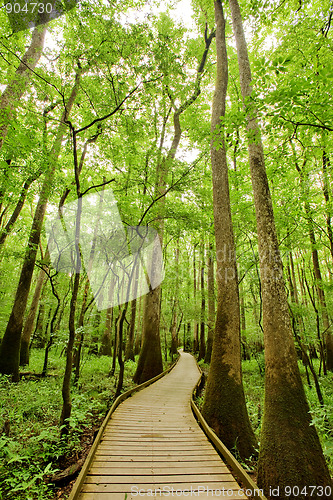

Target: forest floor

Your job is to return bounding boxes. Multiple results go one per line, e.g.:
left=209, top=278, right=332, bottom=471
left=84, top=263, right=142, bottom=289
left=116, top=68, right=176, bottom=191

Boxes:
left=0, top=349, right=175, bottom=500
left=1, top=350, right=332, bottom=500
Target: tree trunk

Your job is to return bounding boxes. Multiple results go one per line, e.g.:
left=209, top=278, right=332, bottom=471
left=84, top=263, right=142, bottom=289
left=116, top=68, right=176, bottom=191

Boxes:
left=0, top=21, right=48, bottom=151
left=100, top=279, right=115, bottom=356
left=294, top=150, right=333, bottom=373
left=133, top=283, right=163, bottom=384
left=33, top=302, right=46, bottom=348
left=0, top=72, right=81, bottom=381
left=73, top=185, right=105, bottom=383
left=60, top=271, right=80, bottom=435
left=229, top=0, right=333, bottom=494
left=132, top=111, right=168, bottom=383
left=322, top=150, right=333, bottom=259
left=125, top=263, right=140, bottom=361
left=202, top=0, right=257, bottom=462
left=198, top=243, right=206, bottom=361
left=115, top=304, right=128, bottom=397
left=109, top=320, right=117, bottom=376
left=321, top=150, right=333, bottom=370
left=60, top=186, right=84, bottom=434
left=20, top=267, right=47, bottom=365
left=170, top=243, right=180, bottom=356
left=0, top=176, right=38, bottom=247
left=170, top=300, right=178, bottom=356
left=193, top=245, right=199, bottom=353
left=133, top=32, right=214, bottom=383
left=134, top=295, right=142, bottom=355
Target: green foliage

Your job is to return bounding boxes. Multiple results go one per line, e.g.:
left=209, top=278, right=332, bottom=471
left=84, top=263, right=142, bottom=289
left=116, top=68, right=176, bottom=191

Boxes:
left=0, top=349, right=138, bottom=499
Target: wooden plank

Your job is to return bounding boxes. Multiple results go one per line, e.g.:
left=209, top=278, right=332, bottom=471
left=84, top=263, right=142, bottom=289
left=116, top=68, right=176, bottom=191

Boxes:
left=98, top=443, right=212, bottom=450
left=94, top=450, right=218, bottom=457
left=91, top=455, right=221, bottom=462
left=85, top=474, right=237, bottom=484
left=101, top=436, right=205, bottom=442
left=99, top=441, right=211, bottom=454
left=89, top=465, right=230, bottom=475
left=71, top=352, right=253, bottom=500
left=102, top=434, right=203, bottom=440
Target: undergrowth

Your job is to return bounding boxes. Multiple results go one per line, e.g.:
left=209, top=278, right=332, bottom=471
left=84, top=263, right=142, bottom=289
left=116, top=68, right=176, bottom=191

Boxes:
left=0, top=349, right=140, bottom=500
left=197, top=356, right=333, bottom=474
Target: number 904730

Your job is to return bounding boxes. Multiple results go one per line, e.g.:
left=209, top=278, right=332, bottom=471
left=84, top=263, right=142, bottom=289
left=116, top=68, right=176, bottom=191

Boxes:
left=5, top=2, right=53, bottom=14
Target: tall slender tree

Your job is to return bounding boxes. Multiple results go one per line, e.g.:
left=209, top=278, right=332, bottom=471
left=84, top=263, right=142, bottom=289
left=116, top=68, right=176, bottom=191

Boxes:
left=0, top=71, right=82, bottom=381
left=228, top=0, right=333, bottom=495
left=202, top=0, right=257, bottom=461
left=134, top=27, right=215, bottom=383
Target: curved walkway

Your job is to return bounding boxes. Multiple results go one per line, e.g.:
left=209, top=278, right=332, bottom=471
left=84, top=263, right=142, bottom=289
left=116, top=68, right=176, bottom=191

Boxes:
left=76, top=351, right=248, bottom=500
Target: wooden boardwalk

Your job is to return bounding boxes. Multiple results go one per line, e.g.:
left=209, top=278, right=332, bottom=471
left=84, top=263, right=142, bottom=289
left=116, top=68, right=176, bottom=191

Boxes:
left=74, top=351, right=248, bottom=500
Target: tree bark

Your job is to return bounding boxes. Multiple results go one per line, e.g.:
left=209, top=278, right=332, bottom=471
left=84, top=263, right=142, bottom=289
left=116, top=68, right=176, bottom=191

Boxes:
left=100, top=279, right=115, bottom=356
left=115, top=304, right=128, bottom=397
left=20, top=267, right=47, bottom=365
left=193, top=244, right=199, bottom=353
left=198, top=243, right=206, bottom=361
left=229, top=0, right=333, bottom=494
left=204, top=241, right=215, bottom=363
left=170, top=243, right=180, bottom=356
left=0, top=72, right=81, bottom=381
left=125, top=263, right=140, bottom=361
left=202, top=0, right=257, bottom=462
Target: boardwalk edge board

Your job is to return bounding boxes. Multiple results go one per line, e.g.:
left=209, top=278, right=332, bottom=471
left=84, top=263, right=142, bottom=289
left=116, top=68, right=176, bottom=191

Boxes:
left=68, top=356, right=180, bottom=500
left=190, top=365, right=268, bottom=500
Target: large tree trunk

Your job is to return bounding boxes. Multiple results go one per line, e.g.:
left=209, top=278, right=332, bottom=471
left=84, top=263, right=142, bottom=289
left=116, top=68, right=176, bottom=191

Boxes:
left=133, top=109, right=169, bottom=384
left=133, top=282, right=163, bottom=383
left=202, top=0, right=257, bottom=462
left=228, top=0, right=333, bottom=495
left=0, top=72, right=81, bottom=381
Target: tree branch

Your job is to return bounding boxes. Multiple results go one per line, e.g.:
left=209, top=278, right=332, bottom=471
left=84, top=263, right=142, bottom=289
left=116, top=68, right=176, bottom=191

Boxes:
left=81, top=177, right=116, bottom=197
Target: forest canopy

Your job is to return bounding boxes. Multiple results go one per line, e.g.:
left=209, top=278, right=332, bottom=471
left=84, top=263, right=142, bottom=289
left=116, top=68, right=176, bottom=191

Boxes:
left=0, top=0, right=333, bottom=499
